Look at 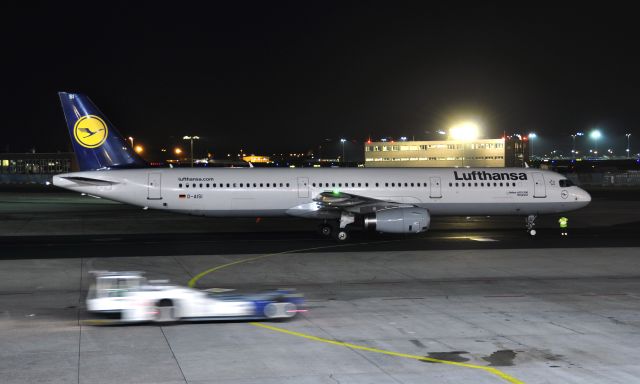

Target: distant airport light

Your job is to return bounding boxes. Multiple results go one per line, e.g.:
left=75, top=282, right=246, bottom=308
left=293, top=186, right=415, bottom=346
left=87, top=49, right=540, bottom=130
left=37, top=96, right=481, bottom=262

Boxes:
left=449, top=121, right=480, bottom=141
left=528, top=133, right=536, bottom=157
left=400, top=136, right=407, bottom=141
left=590, top=129, right=602, bottom=154
left=436, top=130, right=446, bottom=135
left=134, top=145, right=143, bottom=154
left=183, top=136, right=200, bottom=167
left=174, top=147, right=183, bottom=155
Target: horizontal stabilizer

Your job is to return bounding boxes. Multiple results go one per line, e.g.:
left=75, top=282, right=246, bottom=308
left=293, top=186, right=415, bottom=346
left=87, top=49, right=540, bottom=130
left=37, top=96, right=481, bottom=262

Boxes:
left=60, top=176, right=118, bottom=186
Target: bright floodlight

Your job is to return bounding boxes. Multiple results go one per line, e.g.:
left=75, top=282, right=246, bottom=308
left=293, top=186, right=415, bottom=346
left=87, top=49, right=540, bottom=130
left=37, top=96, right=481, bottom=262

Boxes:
left=529, top=132, right=537, bottom=138
left=340, top=138, right=346, bottom=143
left=450, top=121, right=480, bottom=141
left=590, top=130, right=602, bottom=139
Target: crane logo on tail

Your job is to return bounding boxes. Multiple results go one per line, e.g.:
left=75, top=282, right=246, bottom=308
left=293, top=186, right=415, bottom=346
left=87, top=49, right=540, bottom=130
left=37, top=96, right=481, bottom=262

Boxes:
left=73, top=115, right=108, bottom=148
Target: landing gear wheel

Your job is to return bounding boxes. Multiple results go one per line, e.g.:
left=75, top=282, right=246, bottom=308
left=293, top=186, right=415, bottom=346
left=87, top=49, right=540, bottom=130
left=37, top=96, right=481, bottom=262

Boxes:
left=335, top=230, right=349, bottom=241
left=319, top=224, right=332, bottom=237
left=525, top=214, right=537, bottom=236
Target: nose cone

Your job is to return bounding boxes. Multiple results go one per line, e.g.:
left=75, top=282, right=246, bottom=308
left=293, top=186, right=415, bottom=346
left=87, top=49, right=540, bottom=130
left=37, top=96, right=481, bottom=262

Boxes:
left=580, top=188, right=591, bottom=203
left=576, top=187, right=591, bottom=207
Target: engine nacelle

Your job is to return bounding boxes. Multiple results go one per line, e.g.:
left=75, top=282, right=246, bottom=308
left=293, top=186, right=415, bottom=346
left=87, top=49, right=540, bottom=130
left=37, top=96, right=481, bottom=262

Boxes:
left=364, top=208, right=430, bottom=234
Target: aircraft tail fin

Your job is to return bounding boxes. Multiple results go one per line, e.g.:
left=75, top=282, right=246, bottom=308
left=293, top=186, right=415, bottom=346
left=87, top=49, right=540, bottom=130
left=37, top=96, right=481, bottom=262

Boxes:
left=58, top=92, right=147, bottom=171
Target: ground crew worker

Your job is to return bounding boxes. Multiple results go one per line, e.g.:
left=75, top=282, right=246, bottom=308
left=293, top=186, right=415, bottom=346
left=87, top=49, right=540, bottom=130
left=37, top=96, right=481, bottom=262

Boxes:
left=558, top=216, right=568, bottom=236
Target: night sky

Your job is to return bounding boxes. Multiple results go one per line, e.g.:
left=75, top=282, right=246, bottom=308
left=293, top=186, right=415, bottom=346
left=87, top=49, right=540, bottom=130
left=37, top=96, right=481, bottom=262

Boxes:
left=2, top=2, right=639, bottom=157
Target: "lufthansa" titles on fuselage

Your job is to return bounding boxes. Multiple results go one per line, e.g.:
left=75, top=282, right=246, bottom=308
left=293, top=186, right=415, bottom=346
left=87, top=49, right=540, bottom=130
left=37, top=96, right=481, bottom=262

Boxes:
left=454, top=170, right=528, bottom=181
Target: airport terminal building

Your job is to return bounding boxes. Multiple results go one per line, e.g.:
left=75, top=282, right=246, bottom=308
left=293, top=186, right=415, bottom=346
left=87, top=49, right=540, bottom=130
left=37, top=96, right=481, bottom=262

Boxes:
left=364, top=137, right=529, bottom=168
left=0, top=152, right=75, bottom=183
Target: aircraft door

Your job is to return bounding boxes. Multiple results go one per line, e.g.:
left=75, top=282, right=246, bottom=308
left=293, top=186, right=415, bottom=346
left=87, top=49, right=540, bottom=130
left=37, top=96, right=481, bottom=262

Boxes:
left=297, top=177, right=309, bottom=198
left=532, top=172, right=546, bottom=198
left=429, top=176, right=442, bottom=198
left=147, top=172, right=162, bottom=200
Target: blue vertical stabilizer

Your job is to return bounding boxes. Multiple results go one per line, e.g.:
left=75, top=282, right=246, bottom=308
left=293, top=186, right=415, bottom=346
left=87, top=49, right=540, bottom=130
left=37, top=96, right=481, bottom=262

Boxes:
left=58, top=92, right=147, bottom=171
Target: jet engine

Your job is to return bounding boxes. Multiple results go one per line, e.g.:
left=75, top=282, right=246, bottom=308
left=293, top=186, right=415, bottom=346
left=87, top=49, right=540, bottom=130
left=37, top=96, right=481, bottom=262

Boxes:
left=363, top=208, right=430, bottom=234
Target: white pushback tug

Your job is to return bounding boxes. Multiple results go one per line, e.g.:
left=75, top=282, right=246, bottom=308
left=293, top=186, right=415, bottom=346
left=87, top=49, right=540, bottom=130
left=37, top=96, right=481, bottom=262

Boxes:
left=87, top=271, right=303, bottom=323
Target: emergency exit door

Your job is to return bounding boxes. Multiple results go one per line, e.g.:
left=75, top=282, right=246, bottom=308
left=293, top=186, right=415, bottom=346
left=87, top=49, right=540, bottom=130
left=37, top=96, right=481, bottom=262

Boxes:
left=532, top=172, right=546, bottom=198
left=429, top=176, right=442, bottom=198
left=147, top=173, right=162, bottom=200
left=297, top=177, right=309, bottom=198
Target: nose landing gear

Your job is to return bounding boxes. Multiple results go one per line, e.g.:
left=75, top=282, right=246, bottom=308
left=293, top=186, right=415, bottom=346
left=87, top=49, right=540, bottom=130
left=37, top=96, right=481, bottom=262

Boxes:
left=526, top=214, right=537, bottom=236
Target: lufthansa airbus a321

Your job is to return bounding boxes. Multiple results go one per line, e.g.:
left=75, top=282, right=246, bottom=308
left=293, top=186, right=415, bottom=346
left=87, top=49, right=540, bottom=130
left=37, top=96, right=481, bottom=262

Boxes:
left=53, top=92, right=591, bottom=240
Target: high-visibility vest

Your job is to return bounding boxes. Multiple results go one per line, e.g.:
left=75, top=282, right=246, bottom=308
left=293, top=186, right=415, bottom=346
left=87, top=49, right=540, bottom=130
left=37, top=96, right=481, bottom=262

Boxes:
left=558, top=217, right=568, bottom=228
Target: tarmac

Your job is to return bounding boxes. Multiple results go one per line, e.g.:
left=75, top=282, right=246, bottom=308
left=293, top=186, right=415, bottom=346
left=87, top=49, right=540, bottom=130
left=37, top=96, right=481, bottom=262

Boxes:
left=1, top=187, right=640, bottom=383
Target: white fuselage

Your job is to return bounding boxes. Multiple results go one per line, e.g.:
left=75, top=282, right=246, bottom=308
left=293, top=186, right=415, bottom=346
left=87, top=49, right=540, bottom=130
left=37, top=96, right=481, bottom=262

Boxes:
left=53, top=167, right=591, bottom=218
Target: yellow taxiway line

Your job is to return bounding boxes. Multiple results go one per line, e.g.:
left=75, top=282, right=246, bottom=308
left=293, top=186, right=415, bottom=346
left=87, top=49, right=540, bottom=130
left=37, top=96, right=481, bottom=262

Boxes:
left=187, top=242, right=387, bottom=288
left=250, top=322, right=524, bottom=384
left=188, top=241, right=525, bottom=384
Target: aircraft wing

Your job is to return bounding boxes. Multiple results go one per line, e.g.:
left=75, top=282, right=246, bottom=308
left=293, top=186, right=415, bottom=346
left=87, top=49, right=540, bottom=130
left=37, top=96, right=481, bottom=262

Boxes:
left=313, top=191, right=416, bottom=213
left=285, top=191, right=416, bottom=218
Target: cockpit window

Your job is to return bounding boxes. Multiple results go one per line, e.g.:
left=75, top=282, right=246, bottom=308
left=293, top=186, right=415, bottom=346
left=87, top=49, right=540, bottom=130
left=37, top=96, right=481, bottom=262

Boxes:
left=559, top=179, right=574, bottom=187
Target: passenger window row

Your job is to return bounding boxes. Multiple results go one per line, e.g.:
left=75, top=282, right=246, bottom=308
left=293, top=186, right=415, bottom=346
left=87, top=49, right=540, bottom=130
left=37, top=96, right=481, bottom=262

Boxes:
left=449, top=182, right=517, bottom=188
left=311, top=182, right=428, bottom=188
left=178, top=181, right=431, bottom=189
left=179, top=182, right=291, bottom=189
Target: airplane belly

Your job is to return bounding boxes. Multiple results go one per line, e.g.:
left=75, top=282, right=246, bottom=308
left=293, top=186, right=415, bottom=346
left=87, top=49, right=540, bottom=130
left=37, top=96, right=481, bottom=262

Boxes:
left=231, top=197, right=258, bottom=210
left=198, top=191, right=299, bottom=217
left=425, top=201, right=564, bottom=216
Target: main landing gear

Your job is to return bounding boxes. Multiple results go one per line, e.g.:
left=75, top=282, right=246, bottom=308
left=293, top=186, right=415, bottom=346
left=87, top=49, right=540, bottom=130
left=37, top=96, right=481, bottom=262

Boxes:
left=318, top=212, right=355, bottom=241
left=526, top=214, right=537, bottom=236
left=318, top=223, right=332, bottom=237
